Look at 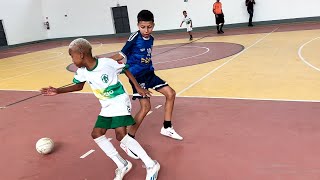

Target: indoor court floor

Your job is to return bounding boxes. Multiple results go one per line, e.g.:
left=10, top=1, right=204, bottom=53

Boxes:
left=1, top=21, right=320, bottom=180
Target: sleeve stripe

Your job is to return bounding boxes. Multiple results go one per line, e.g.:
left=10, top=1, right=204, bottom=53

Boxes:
left=73, top=78, right=84, bottom=84
left=119, top=52, right=127, bottom=59
left=128, top=31, right=138, bottom=41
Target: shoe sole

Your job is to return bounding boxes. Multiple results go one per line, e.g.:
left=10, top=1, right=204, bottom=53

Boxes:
left=124, top=162, right=133, bottom=178
left=114, top=161, right=132, bottom=180
left=147, top=163, right=160, bottom=180
left=160, top=132, right=183, bottom=140
left=153, top=164, right=161, bottom=180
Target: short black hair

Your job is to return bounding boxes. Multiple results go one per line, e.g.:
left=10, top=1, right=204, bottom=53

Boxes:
left=183, top=10, right=187, bottom=13
left=137, top=10, right=154, bottom=22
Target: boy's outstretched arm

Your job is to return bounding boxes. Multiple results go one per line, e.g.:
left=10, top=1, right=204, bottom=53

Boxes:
left=40, top=82, right=85, bottom=96
left=110, top=53, right=124, bottom=61
left=124, top=69, right=152, bottom=97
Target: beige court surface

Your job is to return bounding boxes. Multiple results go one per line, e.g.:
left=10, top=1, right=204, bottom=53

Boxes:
left=1, top=23, right=320, bottom=101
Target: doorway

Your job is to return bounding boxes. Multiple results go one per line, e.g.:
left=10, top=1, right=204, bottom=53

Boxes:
left=0, top=20, right=8, bottom=46
left=111, top=6, right=131, bottom=34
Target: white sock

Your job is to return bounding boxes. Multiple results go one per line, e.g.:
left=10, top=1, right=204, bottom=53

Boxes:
left=94, top=135, right=127, bottom=169
left=121, top=134, right=155, bottom=168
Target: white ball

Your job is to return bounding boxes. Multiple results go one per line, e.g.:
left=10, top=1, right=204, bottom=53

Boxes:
left=36, top=137, right=54, bottom=155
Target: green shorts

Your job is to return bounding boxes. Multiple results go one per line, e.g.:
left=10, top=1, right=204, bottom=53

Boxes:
left=94, top=115, right=135, bottom=129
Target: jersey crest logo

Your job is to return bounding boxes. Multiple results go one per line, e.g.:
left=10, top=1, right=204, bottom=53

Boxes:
left=101, top=74, right=109, bottom=83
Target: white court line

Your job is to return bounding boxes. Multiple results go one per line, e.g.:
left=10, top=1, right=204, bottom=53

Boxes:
left=0, top=51, right=33, bottom=54
left=177, top=27, right=279, bottom=96
left=2, top=89, right=319, bottom=103
left=153, top=46, right=210, bottom=64
left=80, top=149, right=95, bottom=159
left=0, top=62, right=69, bottom=83
left=146, top=111, right=153, bottom=116
left=0, top=52, right=64, bottom=72
left=79, top=138, right=112, bottom=159
left=0, top=89, right=40, bottom=92
left=298, top=36, right=320, bottom=72
left=93, top=42, right=103, bottom=49
left=0, top=42, right=103, bottom=72
left=155, top=105, right=162, bottom=109
left=0, top=51, right=64, bottom=66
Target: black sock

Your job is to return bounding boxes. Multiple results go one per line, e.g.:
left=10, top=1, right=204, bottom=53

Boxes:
left=163, top=120, right=172, bottom=128
left=128, top=133, right=135, bottom=139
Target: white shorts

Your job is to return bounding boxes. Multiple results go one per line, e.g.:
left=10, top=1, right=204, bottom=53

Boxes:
left=187, top=26, right=193, bottom=32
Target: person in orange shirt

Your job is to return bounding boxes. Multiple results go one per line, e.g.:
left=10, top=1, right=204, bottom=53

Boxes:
left=213, top=0, right=225, bottom=34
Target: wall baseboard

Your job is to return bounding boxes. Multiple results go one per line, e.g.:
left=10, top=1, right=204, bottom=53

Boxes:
left=1, top=16, right=319, bottom=51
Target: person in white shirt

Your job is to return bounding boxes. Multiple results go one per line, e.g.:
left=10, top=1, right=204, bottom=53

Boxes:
left=180, top=10, right=193, bottom=40
left=40, top=38, right=160, bottom=180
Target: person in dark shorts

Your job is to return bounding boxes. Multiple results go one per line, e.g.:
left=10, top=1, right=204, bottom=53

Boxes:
left=213, top=0, right=225, bottom=34
left=110, top=10, right=183, bottom=143
left=246, top=0, right=256, bottom=26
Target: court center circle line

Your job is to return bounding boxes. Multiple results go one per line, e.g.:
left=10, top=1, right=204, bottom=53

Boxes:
left=177, top=27, right=279, bottom=96
left=298, top=36, right=320, bottom=72
left=0, top=43, right=103, bottom=83
left=153, top=46, right=210, bottom=64
left=0, top=52, right=64, bottom=72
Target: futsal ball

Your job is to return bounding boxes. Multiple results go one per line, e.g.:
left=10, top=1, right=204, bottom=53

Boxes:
left=36, top=137, right=54, bottom=155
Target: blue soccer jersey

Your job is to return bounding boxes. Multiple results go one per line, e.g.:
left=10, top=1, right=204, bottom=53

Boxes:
left=120, top=31, right=154, bottom=77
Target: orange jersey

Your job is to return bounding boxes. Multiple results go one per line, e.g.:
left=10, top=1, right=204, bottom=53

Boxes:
left=213, top=2, right=222, bottom=14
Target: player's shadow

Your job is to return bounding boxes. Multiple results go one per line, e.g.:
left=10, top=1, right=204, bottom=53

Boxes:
left=51, top=141, right=62, bottom=154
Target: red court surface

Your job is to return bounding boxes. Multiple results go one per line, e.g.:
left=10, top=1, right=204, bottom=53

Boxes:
left=1, top=91, right=320, bottom=180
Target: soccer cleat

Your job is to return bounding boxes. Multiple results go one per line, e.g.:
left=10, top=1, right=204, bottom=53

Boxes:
left=114, top=160, right=132, bottom=180
left=146, top=161, right=160, bottom=180
left=160, top=126, right=183, bottom=140
left=120, top=143, right=140, bottom=159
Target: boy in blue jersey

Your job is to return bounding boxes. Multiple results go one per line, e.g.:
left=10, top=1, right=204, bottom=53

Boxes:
left=111, top=10, right=183, bottom=158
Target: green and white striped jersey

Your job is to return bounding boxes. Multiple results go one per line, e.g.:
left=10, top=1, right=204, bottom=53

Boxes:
left=73, top=58, right=131, bottom=117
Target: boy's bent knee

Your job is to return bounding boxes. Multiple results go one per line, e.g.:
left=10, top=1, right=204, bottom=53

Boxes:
left=91, top=128, right=106, bottom=139
left=115, top=131, right=126, bottom=141
left=140, top=102, right=151, bottom=112
left=167, top=89, right=176, bottom=99
left=91, top=132, right=102, bottom=139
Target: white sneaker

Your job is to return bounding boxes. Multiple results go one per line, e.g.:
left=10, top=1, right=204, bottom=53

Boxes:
left=114, top=160, right=132, bottom=180
left=146, top=161, right=160, bottom=180
left=120, top=143, right=140, bottom=159
left=160, top=126, right=183, bottom=140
